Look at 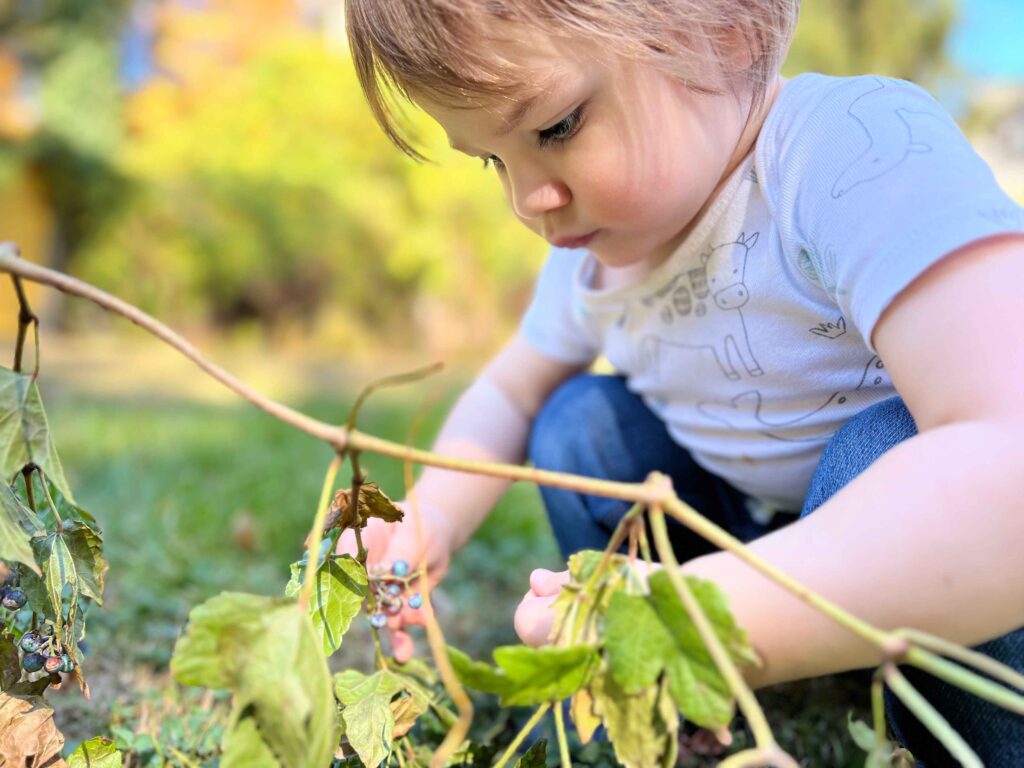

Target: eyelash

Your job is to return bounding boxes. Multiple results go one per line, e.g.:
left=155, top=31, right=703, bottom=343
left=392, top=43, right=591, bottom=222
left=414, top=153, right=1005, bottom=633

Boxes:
left=482, top=103, right=587, bottom=171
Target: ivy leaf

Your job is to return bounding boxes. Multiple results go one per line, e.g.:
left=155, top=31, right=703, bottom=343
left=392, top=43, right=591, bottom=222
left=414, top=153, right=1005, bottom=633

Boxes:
left=514, top=738, right=547, bottom=767
left=67, top=736, right=122, bottom=768
left=644, top=571, right=758, bottom=728
left=221, top=717, right=280, bottom=768
left=335, top=669, right=405, bottom=768
left=0, top=692, right=65, bottom=768
left=590, top=666, right=678, bottom=768
left=306, top=556, right=367, bottom=656
left=0, top=484, right=42, bottom=573
left=448, top=644, right=599, bottom=706
left=43, top=534, right=76, bottom=637
left=604, top=592, right=673, bottom=694
left=60, top=521, right=107, bottom=605
left=0, top=635, right=20, bottom=692
left=323, top=483, right=403, bottom=532
left=171, top=592, right=338, bottom=768
left=0, top=368, right=75, bottom=504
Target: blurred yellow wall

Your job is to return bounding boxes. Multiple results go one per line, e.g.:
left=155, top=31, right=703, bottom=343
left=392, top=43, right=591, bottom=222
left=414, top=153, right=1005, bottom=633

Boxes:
left=0, top=167, right=56, bottom=338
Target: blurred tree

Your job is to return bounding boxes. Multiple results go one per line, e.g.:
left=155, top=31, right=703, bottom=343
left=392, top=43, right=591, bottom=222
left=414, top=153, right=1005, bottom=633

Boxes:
left=76, top=2, right=543, bottom=352
left=0, top=0, right=133, bottom=268
left=786, top=0, right=957, bottom=85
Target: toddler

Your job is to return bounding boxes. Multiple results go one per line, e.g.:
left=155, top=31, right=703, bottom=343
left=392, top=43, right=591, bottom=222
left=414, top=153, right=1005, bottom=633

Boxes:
left=341, top=1, right=1024, bottom=762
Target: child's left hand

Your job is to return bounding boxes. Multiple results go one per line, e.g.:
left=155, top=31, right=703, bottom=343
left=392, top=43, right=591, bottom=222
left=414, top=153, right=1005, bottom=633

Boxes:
left=513, top=568, right=571, bottom=646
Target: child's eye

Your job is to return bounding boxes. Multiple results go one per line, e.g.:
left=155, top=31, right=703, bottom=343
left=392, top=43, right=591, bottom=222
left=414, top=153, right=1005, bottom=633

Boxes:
left=538, top=104, right=586, bottom=148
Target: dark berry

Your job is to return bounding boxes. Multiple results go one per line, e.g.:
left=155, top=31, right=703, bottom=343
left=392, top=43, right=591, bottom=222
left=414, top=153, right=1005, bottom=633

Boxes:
left=386, top=583, right=402, bottom=596
left=384, top=598, right=403, bottom=616
left=408, top=592, right=423, bottom=610
left=59, top=654, right=74, bottom=673
left=44, top=655, right=63, bottom=673
left=369, top=612, right=387, bottom=629
left=19, top=632, right=41, bottom=653
left=21, top=653, right=45, bottom=673
left=1, top=588, right=26, bottom=610
left=391, top=560, right=410, bottom=577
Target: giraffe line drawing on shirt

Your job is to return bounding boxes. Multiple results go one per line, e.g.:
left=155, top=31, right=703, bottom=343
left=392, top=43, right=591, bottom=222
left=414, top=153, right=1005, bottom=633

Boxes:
left=832, top=78, right=945, bottom=199
left=697, top=355, right=887, bottom=442
left=636, top=231, right=764, bottom=381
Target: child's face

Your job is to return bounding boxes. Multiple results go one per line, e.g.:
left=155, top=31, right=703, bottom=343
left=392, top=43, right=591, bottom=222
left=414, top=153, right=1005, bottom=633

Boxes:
left=417, top=30, right=756, bottom=270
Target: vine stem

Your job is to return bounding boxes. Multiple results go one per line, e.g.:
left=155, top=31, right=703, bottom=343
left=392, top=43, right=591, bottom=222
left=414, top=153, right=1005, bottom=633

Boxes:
left=883, top=663, right=982, bottom=767
left=898, top=629, right=1024, bottom=695
left=648, top=503, right=792, bottom=764
left=871, top=669, right=886, bottom=743
left=10, top=271, right=39, bottom=377
left=493, top=703, right=551, bottom=768
left=298, top=455, right=342, bottom=612
left=553, top=700, right=571, bottom=768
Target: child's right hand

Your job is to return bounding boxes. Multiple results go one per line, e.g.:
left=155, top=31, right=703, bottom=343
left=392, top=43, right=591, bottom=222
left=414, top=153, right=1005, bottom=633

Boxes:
left=335, top=501, right=453, bottom=663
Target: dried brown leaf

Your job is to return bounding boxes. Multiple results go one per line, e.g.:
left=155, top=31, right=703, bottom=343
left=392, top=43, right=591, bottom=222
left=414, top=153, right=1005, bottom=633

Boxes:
left=0, top=691, right=68, bottom=767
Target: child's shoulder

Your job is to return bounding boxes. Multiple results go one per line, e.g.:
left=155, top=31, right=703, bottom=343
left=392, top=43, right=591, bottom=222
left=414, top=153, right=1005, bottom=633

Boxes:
left=761, top=72, right=947, bottom=151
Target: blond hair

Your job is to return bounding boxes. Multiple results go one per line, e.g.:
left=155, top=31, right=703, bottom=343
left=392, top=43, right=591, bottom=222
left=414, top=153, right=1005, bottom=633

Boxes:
left=346, top=0, right=800, bottom=159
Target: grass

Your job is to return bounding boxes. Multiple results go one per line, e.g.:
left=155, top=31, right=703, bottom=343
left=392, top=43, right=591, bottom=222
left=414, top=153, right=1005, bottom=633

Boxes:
left=30, top=338, right=870, bottom=764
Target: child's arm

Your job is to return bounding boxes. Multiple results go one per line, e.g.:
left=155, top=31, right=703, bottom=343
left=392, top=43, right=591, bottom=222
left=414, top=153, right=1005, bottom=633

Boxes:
left=517, top=235, right=1024, bottom=687
left=688, top=232, right=1024, bottom=687
left=341, top=332, right=587, bottom=661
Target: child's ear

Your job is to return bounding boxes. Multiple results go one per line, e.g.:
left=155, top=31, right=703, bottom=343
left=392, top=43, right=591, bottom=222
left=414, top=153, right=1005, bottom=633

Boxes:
left=718, top=26, right=759, bottom=75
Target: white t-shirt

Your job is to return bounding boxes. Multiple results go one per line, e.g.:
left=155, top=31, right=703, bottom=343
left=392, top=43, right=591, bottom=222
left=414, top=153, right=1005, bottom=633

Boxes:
left=521, top=73, right=1024, bottom=510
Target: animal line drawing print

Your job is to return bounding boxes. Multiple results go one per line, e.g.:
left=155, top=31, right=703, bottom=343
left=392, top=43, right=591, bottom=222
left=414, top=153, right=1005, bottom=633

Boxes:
left=697, top=355, right=888, bottom=442
left=831, top=77, right=945, bottom=199
left=637, top=231, right=764, bottom=381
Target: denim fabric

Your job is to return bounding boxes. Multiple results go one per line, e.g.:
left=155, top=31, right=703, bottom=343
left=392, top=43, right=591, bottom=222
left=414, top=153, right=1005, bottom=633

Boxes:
left=529, top=375, right=1024, bottom=766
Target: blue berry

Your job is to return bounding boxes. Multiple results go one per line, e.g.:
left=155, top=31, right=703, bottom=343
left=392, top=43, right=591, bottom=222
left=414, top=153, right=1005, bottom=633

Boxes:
left=369, top=612, right=387, bottom=629
left=59, top=654, right=75, bottom=673
left=1, top=588, right=26, bottom=610
left=391, top=560, right=410, bottom=577
left=408, top=592, right=423, bottom=610
left=384, top=598, right=403, bottom=616
left=22, top=653, right=45, bottom=673
left=386, top=583, right=402, bottom=596
left=19, top=632, right=41, bottom=653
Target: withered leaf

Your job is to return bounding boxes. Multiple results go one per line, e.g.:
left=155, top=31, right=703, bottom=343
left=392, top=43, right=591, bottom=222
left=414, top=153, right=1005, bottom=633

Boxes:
left=0, top=692, right=67, bottom=767
left=323, top=483, right=403, bottom=532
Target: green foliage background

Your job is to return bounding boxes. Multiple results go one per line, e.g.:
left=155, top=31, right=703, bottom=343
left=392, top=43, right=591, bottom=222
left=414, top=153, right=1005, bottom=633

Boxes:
left=0, top=0, right=969, bottom=351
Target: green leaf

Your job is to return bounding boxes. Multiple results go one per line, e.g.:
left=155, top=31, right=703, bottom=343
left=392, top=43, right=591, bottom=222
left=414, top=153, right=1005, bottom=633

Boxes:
left=221, top=717, right=280, bottom=768
left=604, top=592, right=673, bottom=694
left=0, top=484, right=41, bottom=573
left=663, top=655, right=732, bottom=729
left=60, top=521, right=107, bottom=605
left=170, top=592, right=338, bottom=768
left=335, top=670, right=405, bottom=768
left=514, top=738, right=547, bottom=767
left=44, top=535, right=76, bottom=637
left=307, top=556, right=368, bottom=656
left=0, top=368, right=75, bottom=504
left=590, top=666, right=678, bottom=768
left=0, top=634, right=20, bottom=691
left=647, top=572, right=759, bottom=667
left=449, top=644, right=599, bottom=706
left=848, top=713, right=877, bottom=751
left=66, top=737, right=122, bottom=768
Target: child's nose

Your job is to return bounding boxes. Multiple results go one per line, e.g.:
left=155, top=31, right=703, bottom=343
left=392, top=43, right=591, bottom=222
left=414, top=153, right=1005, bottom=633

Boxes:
left=508, top=171, right=570, bottom=220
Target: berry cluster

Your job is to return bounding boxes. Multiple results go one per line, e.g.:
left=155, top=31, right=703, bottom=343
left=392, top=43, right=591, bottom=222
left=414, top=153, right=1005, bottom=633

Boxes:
left=367, top=559, right=423, bottom=629
left=18, top=625, right=75, bottom=675
left=1, top=571, right=27, bottom=611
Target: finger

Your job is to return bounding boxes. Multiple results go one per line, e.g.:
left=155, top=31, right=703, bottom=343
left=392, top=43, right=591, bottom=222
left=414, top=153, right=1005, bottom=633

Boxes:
left=529, top=568, right=570, bottom=597
left=514, top=591, right=559, bottom=647
left=390, top=628, right=415, bottom=664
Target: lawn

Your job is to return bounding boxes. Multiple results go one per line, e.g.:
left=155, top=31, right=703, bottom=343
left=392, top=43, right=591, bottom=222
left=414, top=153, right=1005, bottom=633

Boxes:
left=29, top=336, right=870, bottom=765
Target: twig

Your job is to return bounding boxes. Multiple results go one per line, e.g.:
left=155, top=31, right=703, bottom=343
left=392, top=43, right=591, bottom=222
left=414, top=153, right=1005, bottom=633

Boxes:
left=493, top=703, right=551, bottom=768
left=898, top=628, right=1024, bottom=693
left=883, top=663, right=982, bottom=767
left=10, top=269, right=39, bottom=377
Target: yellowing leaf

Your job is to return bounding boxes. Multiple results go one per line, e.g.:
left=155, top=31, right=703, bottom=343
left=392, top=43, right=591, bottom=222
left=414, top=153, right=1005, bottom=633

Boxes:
left=67, top=737, right=122, bottom=768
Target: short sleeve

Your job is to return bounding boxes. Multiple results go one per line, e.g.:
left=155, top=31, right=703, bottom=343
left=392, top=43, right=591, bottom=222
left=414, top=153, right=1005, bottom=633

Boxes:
left=761, top=74, right=1024, bottom=351
left=520, top=247, right=601, bottom=364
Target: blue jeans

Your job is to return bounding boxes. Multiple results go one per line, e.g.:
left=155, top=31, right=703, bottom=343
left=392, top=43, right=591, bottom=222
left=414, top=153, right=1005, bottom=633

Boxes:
left=528, top=374, right=1023, bottom=766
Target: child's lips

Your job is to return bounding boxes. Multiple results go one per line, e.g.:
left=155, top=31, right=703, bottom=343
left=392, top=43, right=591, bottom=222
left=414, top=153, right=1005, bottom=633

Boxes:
left=548, top=230, right=598, bottom=249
